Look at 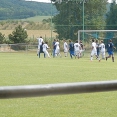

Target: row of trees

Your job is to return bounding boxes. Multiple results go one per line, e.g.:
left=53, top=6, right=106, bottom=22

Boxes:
left=0, top=0, right=57, bottom=20
left=52, top=0, right=107, bottom=40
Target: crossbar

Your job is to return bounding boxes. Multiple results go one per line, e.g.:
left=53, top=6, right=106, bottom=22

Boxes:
left=78, top=30, right=117, bottom=42
left=0, top=80, right=117, bottom=99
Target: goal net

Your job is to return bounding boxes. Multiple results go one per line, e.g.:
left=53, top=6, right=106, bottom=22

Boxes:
left=78, top=30, right=117, bottom=56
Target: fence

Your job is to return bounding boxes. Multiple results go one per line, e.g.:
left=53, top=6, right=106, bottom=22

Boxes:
left=0, top=80, right=117, bottom=99
left=0, top=42, right=92, bottom=54
left=0, top=44, right=38, bottom=53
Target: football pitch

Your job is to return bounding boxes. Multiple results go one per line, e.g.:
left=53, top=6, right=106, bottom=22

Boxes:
left=0, top=52, right=117, bottom=117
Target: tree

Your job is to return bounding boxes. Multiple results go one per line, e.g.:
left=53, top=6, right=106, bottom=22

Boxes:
left=106, top=0, right=117, bottom=48
left=9, top=25, right=28, bottom=43
left=106, top=0, right=117, bottom=30
left=0, top=32, right=5, bottom=44
left=52, top=0, right=107, bottom=40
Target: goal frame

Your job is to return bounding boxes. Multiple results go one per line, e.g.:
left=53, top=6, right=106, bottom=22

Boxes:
left=78, top=30, right=117, bottom=42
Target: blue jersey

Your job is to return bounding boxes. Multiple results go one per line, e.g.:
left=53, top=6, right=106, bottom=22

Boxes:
left=40, top=44, right=43, bottom=53
left=69, top=42, right=74, bottom=51
left=96, top=43, right=100, bottom=52
left=107, top=42, right=114, bottom=52
left=53, top=41, right=56, bottom=49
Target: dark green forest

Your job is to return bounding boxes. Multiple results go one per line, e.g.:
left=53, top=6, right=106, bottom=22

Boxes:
left=0, top=0, right=57, bottom=20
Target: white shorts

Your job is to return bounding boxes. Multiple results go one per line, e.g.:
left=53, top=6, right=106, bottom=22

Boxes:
left=55, top=48, right=60, bottom=54
left=38, top=45, right=40, bottom=49
left=43, top=50, right=50, bottom=57
left=100, top=51, right=105, bottom=56
left=64, top=49, right=68, bottom=53
left=91, top=50, right=97, bottom=56
left=74, top=50, right=80, bottom=56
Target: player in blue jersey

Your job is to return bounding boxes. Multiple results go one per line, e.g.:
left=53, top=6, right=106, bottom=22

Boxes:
left=106, top=39, right=116, bottom=62
left=52, top=39, right=56, bottom=58
left=38, top=41, right=45, bottom=58
left=69, top=40, right=75, bottom=59
left=96, top=39, right=100, bottom=59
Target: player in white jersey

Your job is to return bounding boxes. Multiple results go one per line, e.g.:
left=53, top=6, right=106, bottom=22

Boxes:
left=55, top=39, right=61, bottom=57
left=37, top=36, right=44, bottom=56
left=42, top=42, right=50, bottom=58
left=80, top=41, right=85, bottom=57
left=63, top=40, right=68, bottom=57
left=99, top=40, right=105, bottom=59
left=90, top=39, right=100, bottom=61
left=74, top=40, right=81, bottom=59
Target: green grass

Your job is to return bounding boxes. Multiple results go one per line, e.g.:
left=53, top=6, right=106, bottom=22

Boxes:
left=0, top=52, right=117, bottom=117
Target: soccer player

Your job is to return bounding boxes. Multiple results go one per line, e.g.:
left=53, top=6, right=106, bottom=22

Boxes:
left=99, top=40, right=105, bottom=59
left=63, top=40, right=68, bottom=57
left=74, top=40, right=81, bottom=59
left=42, top=41, right=50, bottom=58
left=69, top=40, right=75, bottom=59
left=37, top=36, right=44, bottom=56
left=80, top=40, right=85, bottom=57
left=52, top=39, right=56, bottom=58
left=90, top=39, right=99, bottom=61
left=55, top=39, right=61, bottom=57
left=96, top=39, right=100, bottom=59
left=106, top=39, right=116, bottom=62
left=38, top=41, right=45, bottom=58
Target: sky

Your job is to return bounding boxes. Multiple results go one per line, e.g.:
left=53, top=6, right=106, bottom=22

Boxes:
left=25, top=0, right=114, bottom=3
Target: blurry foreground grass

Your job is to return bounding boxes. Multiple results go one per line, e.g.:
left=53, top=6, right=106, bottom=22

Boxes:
left=0, top=52, right=117, bottom=117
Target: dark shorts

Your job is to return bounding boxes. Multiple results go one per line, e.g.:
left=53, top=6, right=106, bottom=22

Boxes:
left=70, top=51, right=74, bottom=56
left=108, top=51, right=113, bottom=55
left=97, top=51, right=100, bottom=56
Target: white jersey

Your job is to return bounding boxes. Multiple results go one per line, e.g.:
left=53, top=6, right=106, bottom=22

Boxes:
left=99, top=43, right=105, bottom=52
left=43, top=44, right=49, bottom=51
left=37, top=37, right=43, bottom=46
left=55, top=42, right=60, bottom=49
left=74, top=43, right=81, bottom=51
left=92, top=42, right=97, bottom=51
left=64, top=42, right=68, bottom=52
left=64, top=42, right=68, bottom=50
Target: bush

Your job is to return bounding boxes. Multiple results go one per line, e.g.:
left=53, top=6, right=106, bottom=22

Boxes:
left=0, top=32, right=5, bottom=44
left=8, top=25, right=28, bottom=43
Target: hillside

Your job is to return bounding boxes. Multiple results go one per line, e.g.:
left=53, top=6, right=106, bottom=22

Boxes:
left=0, top=0, right=57, bottom=20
